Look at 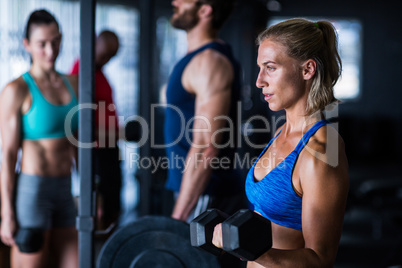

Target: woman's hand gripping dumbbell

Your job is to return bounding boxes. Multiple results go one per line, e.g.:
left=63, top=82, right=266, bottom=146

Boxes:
left=190, top=209, right=272, bottom=261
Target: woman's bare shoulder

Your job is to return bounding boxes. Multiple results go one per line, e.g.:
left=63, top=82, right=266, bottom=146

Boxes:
left=301, top=123, right=348, bottom=176
left=1, top=76, right=29, bottom=102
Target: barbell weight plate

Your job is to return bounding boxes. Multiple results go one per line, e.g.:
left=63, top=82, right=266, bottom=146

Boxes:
left=129, top=249, right=184, bottom=268
left=97, top=216, right=220, bottom=268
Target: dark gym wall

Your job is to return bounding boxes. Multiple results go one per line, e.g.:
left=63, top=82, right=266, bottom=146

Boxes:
left=264, top=0, right=402, bottom=119
left=108, top=0, right=402, bottom=208
left=270, top=0, right=402, bottom=166
left=111, top=0, right=402, bottom=118
left=222, top=0, right=402, bottom=167
left=139, top=0, right=402, bottom=167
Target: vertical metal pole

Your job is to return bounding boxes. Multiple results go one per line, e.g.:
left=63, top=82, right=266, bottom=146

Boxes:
left=77, top=0, right=96, bottom=267
left=138, top=0, right=155, bottom=215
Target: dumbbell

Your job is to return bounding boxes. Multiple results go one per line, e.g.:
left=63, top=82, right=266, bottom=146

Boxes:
left=15, top=228, right=44, bottom=253
left=222, top=209, right=272, bottom=261
left=190, top=209, right=272, bottom=261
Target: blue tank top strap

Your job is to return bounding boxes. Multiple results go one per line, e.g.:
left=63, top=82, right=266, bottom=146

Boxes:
left=22, top=72, right=41, bottom=99
left=190, top=42, right=222, bottom=55
left=294, top=120, right=330, bottom=153
left=58, top=73, right=76, bottom=98
left=22, top=72, right=76, bottom=101
left=22, top=71, right=33, bottom=83
left=190, top=42, right=215, bottom=54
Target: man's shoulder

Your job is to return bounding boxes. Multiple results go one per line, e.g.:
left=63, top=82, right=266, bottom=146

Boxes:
left=190, top=48, right=233, bottom=72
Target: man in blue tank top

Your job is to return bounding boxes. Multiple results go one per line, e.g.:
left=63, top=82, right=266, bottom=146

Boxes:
left=165, top=0, right=245, bottom=223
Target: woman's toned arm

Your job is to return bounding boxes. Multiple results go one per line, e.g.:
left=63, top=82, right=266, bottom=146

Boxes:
left=171, top=49, right=234, bottom=221
left=0, top=80, right=27, bottom=245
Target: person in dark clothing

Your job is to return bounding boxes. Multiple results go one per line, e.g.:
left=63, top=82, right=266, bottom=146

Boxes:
left=165, top=0, right=245, bottom=223
left=70, top=30, right=122, bottom=229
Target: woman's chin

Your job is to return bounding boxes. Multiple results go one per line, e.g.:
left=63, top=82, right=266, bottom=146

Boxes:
left=267, top=102, right=281, bottom=112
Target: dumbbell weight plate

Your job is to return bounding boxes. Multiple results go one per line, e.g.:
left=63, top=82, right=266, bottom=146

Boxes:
left=222, top=209, right=272, bottom=261
left=190, top=209, right=229, bottom=256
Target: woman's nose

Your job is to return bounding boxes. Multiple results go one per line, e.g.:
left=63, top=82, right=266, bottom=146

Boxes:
left=45, top=43, right=55, bottom=57
left=256, top=69, right=265, bottom=89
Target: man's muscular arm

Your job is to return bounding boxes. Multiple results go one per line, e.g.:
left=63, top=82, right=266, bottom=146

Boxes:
left=171, top=49, right=234, bottom=221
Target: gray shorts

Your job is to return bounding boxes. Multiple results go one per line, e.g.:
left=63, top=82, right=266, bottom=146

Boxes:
left=15, top=173, right=77, bottom=230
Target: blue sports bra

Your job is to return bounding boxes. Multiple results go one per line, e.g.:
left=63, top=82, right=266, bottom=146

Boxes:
left=245, top=120, right=330, bottom=231
left=21, top=72, right=78, bottom=140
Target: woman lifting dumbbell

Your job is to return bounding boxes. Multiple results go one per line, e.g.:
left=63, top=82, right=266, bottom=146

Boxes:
left=212, top=18, right=349, bottom=267
left=0, top=9, right=78, bottom=268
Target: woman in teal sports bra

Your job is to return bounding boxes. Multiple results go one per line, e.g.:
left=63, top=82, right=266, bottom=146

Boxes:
left=212, top=19, right=349, bottom=267
left=0, top=9, right=79, bottom=268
